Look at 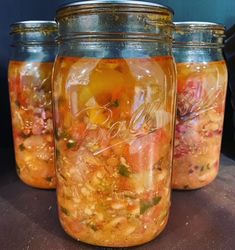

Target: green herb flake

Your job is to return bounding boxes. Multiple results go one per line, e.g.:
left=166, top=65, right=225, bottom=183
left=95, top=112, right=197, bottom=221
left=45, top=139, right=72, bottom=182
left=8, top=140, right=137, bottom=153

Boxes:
left=16, top=165, right=21, bottom=174
left=124, top=193, right=136, bottom=199
left=140, top=201, right=153, bottom=215
left=45, top=176, right=53, bottom=182
left=15, top=100, right=21, bottom=108
left=60, top=206, right=70, bottom=216
left=140, top=196, right=162, bottom=215
left=66, top=139, right=76, bottom=149
left=20, top=133, right=31, bottom=139
left=19, top=143, right=25, bottom=151
left=112, top=99, right=119, bottom=107
left=152, top=196, right=162, bottom=205
left=89, top=224, right=98, bottom=231
left=59, top=172, right=67, bottom=181
left=118, top=164, right=131, bottom=177
left=55, top=128, right=60, bottom=141
left=206, top=164, right=210, bottom=170
left=61, top=131, right=69, bottom=139
left=56, top=148, right=60, bottom=157
left=55, top=130, right=70, bottom=141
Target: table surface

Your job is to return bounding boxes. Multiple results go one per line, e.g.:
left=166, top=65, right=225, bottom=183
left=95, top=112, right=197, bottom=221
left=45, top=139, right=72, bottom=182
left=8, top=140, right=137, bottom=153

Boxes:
left=0, top=153, right=235, bottom=250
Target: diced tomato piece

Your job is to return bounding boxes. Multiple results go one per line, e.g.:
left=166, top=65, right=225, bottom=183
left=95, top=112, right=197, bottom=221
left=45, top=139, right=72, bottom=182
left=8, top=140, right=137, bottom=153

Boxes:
left=177, top=78, right=187, bottom=94
left=124, top=129, right=168, bottom=173
left=32, top=117, right=44, bottom=135
left=174, top=142, right=190, bottom=158
left=10, top=77, right=28, bottom=107
left=69, top=122, right=87, bottom=142
left=118, top=177, right=133, bottom=191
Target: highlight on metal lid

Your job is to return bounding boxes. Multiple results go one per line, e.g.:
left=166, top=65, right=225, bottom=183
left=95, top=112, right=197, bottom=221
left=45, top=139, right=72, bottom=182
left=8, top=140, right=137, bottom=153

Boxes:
left=57, top=0, right=174, bottom=13
left=56, top=0, right=174, bottom=18
left=174, top=21, right=225, bottom=31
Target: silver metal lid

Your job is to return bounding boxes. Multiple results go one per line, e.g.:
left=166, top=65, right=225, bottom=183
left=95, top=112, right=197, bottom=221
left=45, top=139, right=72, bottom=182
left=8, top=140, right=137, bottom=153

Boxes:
left=10, top=21, right=58, bottom=45
left=57, top=0, right=174, bottom=15
left=10, top=21, right=57, bottom=34
left=56, top=0, right=174, bottom=42
left=173, top=21, right=225, bottom=47
left=174, top=21, right=225, bottom=31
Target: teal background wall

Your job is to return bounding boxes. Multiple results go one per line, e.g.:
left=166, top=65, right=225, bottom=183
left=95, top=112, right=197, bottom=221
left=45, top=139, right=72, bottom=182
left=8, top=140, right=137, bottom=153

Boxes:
left=155, top=0, right=235, bottom=29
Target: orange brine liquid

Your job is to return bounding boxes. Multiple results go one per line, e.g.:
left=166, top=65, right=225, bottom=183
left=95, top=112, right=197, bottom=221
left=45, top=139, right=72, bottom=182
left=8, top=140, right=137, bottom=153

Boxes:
left=53, top=56, right=176, bottom=246
left=8, top=61, right=56, bottom=189
left=173, top=60, right=227, bottom=189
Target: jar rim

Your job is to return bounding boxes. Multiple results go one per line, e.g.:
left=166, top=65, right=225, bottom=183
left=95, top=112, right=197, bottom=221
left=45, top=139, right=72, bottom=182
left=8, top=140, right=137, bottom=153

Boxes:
left=173, top=21, right=225, bottom=48
left=57, top=0, right=174, bottom=15
left=56, top=0, right=174, bottom=42
left=10, top=20, right=57, bottom=34
left=174, top=21, right=225, bottom=31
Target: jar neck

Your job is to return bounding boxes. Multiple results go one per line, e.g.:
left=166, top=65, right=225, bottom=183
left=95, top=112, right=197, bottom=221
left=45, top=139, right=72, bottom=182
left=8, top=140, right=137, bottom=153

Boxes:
left=173, top=34, right=224, bottom=49
left=58, top=40, right=173, bottom=59
left=10, top=21, right=58, bottom=62
left=173, top=25, right=225, bottom=63
left=173, top=47, right=225, bottom=63
left=10, top=43, right=57, bottom=62
left=11, top=32, right=57, bottom=47
left=56, top=2, right=174, bottom=43
left=173, top=23, right=225, bottom=49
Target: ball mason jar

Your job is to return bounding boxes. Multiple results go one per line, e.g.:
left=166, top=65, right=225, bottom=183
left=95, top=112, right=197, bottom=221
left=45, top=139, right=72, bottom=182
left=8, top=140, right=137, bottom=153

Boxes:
left=172, top=22, right=228, bottom=190
left=8, top=21, right=58, bottom=189
left=54, top=1, right=176, bottom=246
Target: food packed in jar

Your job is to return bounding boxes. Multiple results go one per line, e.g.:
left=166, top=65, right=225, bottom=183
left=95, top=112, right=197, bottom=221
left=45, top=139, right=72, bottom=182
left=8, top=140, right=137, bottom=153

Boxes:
left=172, top=22, right=228, bottom=190
left=53, top=56, right=176, bottom=246
left=8, top=61, right=56, bottom=188
left=9, top=20, right=57, bottom=189
left=173, top=61, right=227, bottom=189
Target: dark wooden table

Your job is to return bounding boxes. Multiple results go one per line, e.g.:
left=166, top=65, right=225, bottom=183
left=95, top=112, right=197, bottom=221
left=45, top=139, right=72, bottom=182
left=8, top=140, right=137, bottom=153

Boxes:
left=0, top=152, right=235, bottom=250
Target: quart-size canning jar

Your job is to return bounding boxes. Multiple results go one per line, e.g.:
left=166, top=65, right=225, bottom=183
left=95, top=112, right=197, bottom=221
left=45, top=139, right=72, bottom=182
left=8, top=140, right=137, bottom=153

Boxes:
left=54, top=1, right=176, bottom=247
left=172, top=22, right=228, bottom=190
left=8, top=21, right=58, bottom=189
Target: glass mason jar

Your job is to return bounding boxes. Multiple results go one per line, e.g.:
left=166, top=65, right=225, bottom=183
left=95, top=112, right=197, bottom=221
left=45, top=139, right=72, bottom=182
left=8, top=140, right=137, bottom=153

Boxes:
left=54, top=0, right=176, bottom=247
left=172, top=22, right=228, bottom=190
left=8, top=21, right=58, bottom=189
